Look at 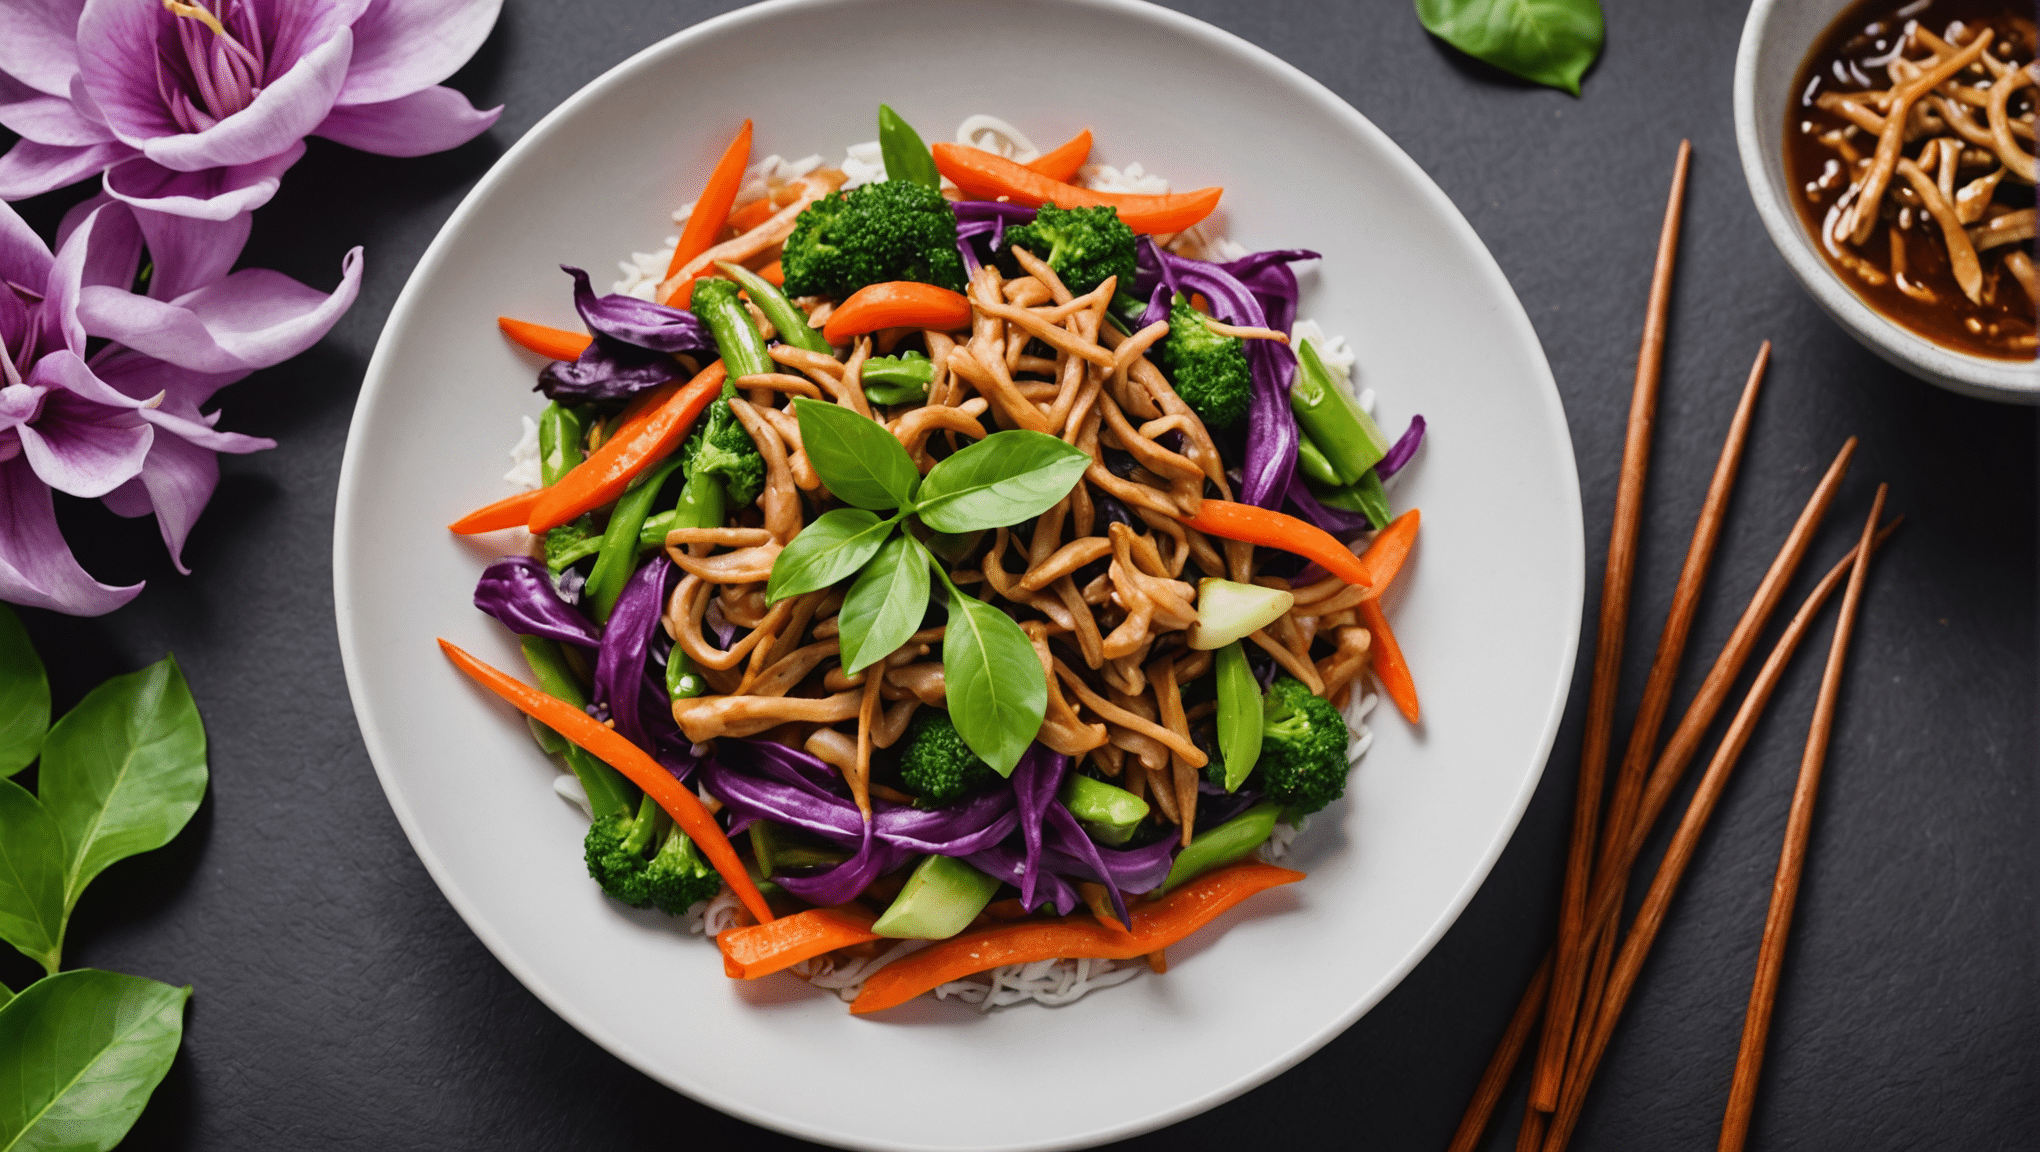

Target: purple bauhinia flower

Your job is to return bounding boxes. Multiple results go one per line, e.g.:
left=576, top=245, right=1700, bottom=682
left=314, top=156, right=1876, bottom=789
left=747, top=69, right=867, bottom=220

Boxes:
left=0, top=0, right=502, bottom=220
left=0, top=193, right=359, bottom=614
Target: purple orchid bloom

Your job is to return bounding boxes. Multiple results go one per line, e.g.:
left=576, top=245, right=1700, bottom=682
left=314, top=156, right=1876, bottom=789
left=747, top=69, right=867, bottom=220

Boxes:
left=0, top=0, right=502, bottom=222
left=0, top=193, right=359, bottom=615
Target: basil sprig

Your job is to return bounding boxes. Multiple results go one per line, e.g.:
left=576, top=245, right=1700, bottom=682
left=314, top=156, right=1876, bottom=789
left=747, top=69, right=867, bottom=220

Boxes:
left=0, top=605, right=203, bottom=1151
left=1414, top=0, right=1604, bottom=96
left=767, top=398, right=1090, bottom=775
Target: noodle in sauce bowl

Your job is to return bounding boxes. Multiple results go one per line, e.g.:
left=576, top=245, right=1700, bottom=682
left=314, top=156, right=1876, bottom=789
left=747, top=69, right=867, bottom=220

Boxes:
left=1735, top=0, right=2039, bottom=402
left=334, top=0, right=1583, bottom=1147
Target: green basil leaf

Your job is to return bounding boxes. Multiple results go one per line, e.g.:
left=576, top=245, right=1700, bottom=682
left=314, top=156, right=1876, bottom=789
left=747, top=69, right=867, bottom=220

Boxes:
left=940, top=588, right=1046, bottom=777
left=914, top=430, right=1092, bottom=534
left=793, top=397, right=920, bottom=511
left=38, top=655, right=207, bottom=914
left=0, top=984, right=11, bottom=1009
left=1215, top=641, right=1264, bottom=792
left=1414, top=0, right=1604, bottom=96
left=0, top=605, right=49, bottom=777
left=0, top=779, right=65, bottom=975
left=0, top=969, right=189, bottom=1152
left=840, top=534, right=933, bottom=674
left=765, top=509, right=896, bottom=602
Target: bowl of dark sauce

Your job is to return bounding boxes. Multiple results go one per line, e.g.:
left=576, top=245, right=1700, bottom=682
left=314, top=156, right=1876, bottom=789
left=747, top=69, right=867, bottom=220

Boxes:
left=1736, top=0, right=2038, bottom=401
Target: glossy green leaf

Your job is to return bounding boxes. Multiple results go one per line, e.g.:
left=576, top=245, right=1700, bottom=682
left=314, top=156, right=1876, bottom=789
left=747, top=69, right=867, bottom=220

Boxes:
left=0, top=984, right=11, bottom=1010
left=38, top=656, right=207, bottom=915
left=0, top=968, right=189, bottom=1152
left=792, top=398, right=920, bottom=511
left=0, top=779, right=65, bottom=975
left=939, top=587, right=1046, bottom=777
left=1215, top=641, right=1264, bottom=792
left=1414, top=0, right=1604, bottom=96
left=765, top=509, right=897, bottom=602
left=840, top=534, right=932, bottom=674
left=0, top=605, right=49, bottom=777
left=914, top=430, right=1092, bottom=534
left=876, top=104, right=942, bottom=191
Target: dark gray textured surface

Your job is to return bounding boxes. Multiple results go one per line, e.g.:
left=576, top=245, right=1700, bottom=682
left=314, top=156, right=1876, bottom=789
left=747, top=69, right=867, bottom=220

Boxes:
left=5, top=1, right=2034, bottom=1149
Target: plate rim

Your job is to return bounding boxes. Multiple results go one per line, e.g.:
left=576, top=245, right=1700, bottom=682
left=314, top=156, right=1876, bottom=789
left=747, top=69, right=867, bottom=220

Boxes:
left=332, top=0, right=1584, bottom=1146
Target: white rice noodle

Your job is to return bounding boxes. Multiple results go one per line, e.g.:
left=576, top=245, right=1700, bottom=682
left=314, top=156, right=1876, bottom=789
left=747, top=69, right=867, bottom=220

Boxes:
left=795, top=938, right=932, bottom=1001
left=954, top=114, right=1039, bottom=162
left=936, top=956, right=1146, bottom=1011
left=504, top=414, right=542, bottom=488
left=1079, top=160, right=1168, bottom=195
left=838, top=140, right=886, bottom=189
left=690, top=886, right=748, bottom=938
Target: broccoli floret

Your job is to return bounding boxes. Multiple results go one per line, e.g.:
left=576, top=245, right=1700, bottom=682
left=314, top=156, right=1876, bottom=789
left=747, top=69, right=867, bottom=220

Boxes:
left=1258, top=676, right=1351, bottom=814
left=1156, top=293, right=1253, bottom=430
left=584, top=793, right=720, bottom=913
left=999, top=203, right=1138, bottom=296
left=897, top=710, right=999, bottom=805
left=680, top=391, right=765, bottom=506
left=780, top=180, right=966, bottom=299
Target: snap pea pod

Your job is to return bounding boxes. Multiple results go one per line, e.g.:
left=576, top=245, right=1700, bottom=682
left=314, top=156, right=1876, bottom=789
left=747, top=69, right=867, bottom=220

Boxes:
left=1290, top=339, right=1389, bottom=485
left=1159, top=801, right=1283, bottom=892
left=1312, top=468, right=1393, bottom=530
left=518, top=636, right=635, bottom=820
left=665, top=639, right=708, bottom=699
left=862, top=351, right=936, bottom=406
left=539, top=403, right=586, bottom=485
left=1295, top=433, right=1346, bottom=488
left=876, top=104, right=943, bottom=191
left=714, top=260, right=830, bottom=355
left=689, top=279, right=775, bottom=381
left=1214, top=640, right=1263, bottom=792
left=584, top=454, right=686, bottom=624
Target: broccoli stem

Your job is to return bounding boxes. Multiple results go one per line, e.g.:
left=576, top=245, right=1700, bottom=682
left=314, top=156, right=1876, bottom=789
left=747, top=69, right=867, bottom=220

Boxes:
left=517, top=636, right=636, bottom=820
left=690, top=280, right=776, bottom=380
left=584, top=452, right=686, bottom=624
left=714, top=260, right=831, bottom=355
left=623, top=792, right=665, bottom=855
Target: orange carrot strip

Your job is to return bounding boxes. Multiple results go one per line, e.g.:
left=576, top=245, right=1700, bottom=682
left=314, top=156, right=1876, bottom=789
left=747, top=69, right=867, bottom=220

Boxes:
left=718, top=905, right=881, bottom=979
left=437, top=639, right=774, bottom=924
left=448, top=488, right=544, bottom=534
left=849, top=861, right=1302, bottom=1014
left=757, top=260, right=784, bottom=287
left=527, top=362, right=727, bottom=532
left=1359, top=598, right=1419, bottom=723
left=664, top=120, right=753, bottom=281
left=822, top=282, right=971, bottom=344
left=499, top=317, right=592, bottom=361
left=726, top=195, right=777, bottom=235
left=1355, top=508, right=1421, bottom=591
left=931, top=143, right=1221, bottom=234
left=1183, top=500, right=1372, bottom=591
left=1023, top=129, right=1092, bottom=183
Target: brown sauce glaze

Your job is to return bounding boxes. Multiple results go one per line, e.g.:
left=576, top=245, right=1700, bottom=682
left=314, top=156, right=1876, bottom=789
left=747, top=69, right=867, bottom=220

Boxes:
left=1786, top=0, right=2037, bottom=360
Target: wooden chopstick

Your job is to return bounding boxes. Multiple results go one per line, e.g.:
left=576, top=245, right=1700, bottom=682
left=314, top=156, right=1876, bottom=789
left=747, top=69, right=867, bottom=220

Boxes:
left=1715, top=486, right=1888, bottom=1152
left=1539, top=344, right=1770, bottom=1139
left=1532, top=137, right=1693, bottom=1114
left=1539, top=514, right=1902, bottom=1152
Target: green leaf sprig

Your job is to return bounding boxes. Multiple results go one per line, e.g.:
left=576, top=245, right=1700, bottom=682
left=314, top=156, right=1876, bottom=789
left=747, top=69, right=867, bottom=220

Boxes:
left=0, top=605, right=203, bottom=1152
left=766, top=398, right=1089, bottom=775
left=1414, top=0, right=1604, bottom=96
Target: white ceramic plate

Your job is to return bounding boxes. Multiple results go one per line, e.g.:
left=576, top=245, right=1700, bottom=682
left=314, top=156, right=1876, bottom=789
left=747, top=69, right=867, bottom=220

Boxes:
left=333, top=1, right=1583, bottom=1148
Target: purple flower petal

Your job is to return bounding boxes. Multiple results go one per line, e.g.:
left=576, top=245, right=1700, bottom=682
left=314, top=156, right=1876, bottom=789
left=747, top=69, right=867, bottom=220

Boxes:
left=53, top=194, right=141, bottom=296
left=88, top=345, right=246, bottom=417
left=0, top=137, right=132, bottom=202
left=127, top=430, right=220, bottom=573
left=0, top=200, right=54, bottom=295
left=338, top=0, right=502, bottom=105
left=76, top=242, right=361, bottom=372
left=1376, top=414, right=1427, bottom=479
left=102, top=143, right=304, bottom=221
left=0, top=0, right=85, bottom=99
left=314, top=84, right=498, bottom=157
left=0, top=452, right=141, bottom=615
left=134, top=205, right=251, bottom=301
left=14, top=382, right=151, bottom=498
left=0, top=69, right=111, bottom=146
